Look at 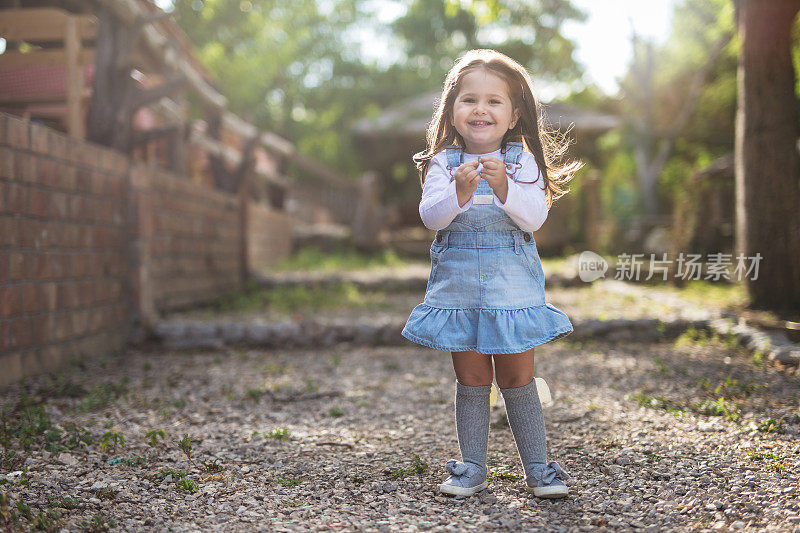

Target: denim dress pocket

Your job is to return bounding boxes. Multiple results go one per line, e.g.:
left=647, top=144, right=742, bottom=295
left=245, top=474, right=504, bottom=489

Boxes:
left=520, top=241, right=544, bottom=285
left=428, top=242, right=446, bottom=288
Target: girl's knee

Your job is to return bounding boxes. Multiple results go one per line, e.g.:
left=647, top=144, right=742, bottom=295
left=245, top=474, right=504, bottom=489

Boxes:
left=494, top=364, right=534, bottom=389
left=456, top=374, right=493, bottom=387
left=495, top=375, right=534, bottom=389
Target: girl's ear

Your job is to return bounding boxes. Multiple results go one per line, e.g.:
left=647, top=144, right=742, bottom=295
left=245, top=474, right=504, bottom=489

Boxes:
left=509, top=107, right=521, bottom=130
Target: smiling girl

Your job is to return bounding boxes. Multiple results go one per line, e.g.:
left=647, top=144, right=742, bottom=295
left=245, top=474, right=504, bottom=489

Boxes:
left=401, top=49, right=583, bottom=499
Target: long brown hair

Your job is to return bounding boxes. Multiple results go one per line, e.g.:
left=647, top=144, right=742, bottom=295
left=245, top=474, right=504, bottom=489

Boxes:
left=413, top=49, right=583, bottom=208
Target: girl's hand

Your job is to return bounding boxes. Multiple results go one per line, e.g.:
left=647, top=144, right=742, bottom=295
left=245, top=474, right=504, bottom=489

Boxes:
left=479, top=156, right=509, bottom=204
left=453, top=160, right=480, bottom=207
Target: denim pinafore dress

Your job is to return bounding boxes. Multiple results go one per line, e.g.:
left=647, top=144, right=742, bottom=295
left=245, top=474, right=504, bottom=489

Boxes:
left=401, top=142, right=573, bottom=355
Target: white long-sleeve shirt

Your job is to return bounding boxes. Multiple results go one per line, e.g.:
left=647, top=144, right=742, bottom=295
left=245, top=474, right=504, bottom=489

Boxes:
left=418, top=148, right=549, bottom=233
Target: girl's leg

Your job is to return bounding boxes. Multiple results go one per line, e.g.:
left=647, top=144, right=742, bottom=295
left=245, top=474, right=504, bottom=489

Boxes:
left=448, top=351, right=493, bottom=479
left=493, top=348, right=535, bottom=389
left=451, top=350, right=493, bottom=386
left=494, top=348, right=548, bottom=471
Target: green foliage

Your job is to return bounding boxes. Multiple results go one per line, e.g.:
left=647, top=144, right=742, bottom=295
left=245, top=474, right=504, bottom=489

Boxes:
left=205, top=280, right=388, bottom=316
left=75, top=380, right=129, bottom=413
left=632, top=389, right=687, bottom=416
left=173, top=434, right=194, bottom=464
left=391, top=454, right=428, bottom=478
left=487, top=470, right=523, bottom=482
left=145, top=429, right=167, bottom=447
left=202, top=459, right=225, bottom=473
left=100, top=431, right=125, bottom=454
left=267, top=427, right=291, bottom=441
left=327, top=407, right=346, bottom=418
left=757, top=418, right=785, bottom=434
left=77, top=513, right=117, bottom=532
left=696, top=396, right=741, bottom=422
left=176, top=476, right=199, bottom=493
left=275, top=247, right=405, bottom=272
left=156, top=467, right=199, bottom=492
left=170, top=0, right=587, bottom=188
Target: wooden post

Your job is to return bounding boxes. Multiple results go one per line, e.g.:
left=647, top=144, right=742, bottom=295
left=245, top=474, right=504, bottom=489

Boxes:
left=64, top=15, right=85, bottom=139
left=584, top=169, right=600, bottom=252
left=238, top=172, right=250, bottom=286
left=352, top=171, right=382, bottom=252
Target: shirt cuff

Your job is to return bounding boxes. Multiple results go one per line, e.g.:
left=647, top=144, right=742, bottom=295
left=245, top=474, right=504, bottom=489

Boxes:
left=493, top=175, right=514, bottom=208
left=450, top=179, right=473, bottom=211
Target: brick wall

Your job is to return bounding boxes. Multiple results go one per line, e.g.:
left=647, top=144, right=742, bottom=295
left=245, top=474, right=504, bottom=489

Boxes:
left=130, top=163, right=243, bottom=316
left=247, top=202, right=293, bottom=270
left=0, top=114, right=131, bottom=385
left=0, top=114, right=293, bottom=388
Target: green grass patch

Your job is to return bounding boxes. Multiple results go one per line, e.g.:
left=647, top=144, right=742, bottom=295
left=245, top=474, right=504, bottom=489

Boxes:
left=695, top=396, right=741, bottom=422
left=327, top=407, right=346, bottom=418
left=488, top=470, right=523, bottom=482
left=202, top=280, right=389, bottom=315
left=273, top=247, right=407, bottom=272
left=267, top=427, right=291, bottom=441
left=745, top=449, right=785, bottom=472
left=156, top=468, right=199, bottom=493
left=77, top=512, right=117, bottom=531
left=391, top=455, right=428, bottom=478
left=698, top=376, right=766, bottom=399
left=674, top=326, right=741, bottom=351
left=665, top=280, right=748, bottom=311
left=74, top=380, right=130, bottom=413
left=757, top=418, right=785, bottom=434
left=631, top=389, right=687, bottom=416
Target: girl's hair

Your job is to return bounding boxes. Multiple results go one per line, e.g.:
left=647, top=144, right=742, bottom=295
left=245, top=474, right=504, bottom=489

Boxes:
left=413, top=49, right=583, bottom=208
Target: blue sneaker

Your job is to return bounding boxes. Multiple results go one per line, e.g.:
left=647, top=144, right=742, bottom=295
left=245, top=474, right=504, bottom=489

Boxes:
left=439, top=460, right=488, bottom=497
left=525, top=461, right=570, bottom=498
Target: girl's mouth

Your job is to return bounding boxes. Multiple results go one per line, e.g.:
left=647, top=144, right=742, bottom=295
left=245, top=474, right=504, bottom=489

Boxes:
left=469, top=121, right=494, bottom=128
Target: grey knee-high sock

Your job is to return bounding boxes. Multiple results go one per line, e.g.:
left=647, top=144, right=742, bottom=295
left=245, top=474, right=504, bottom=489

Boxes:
left=454, top=380, right=491, bottom=474
left=500, top=378, right=547, bottom=478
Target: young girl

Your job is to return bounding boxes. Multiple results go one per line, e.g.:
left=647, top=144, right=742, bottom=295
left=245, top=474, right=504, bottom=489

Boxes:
left=401, top=49, right=583, bottom=499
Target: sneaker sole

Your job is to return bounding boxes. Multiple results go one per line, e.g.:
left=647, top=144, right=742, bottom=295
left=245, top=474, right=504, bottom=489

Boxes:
left=439, top=480, right=488, bottom=497
left=526, top=485, right=568, bottom=498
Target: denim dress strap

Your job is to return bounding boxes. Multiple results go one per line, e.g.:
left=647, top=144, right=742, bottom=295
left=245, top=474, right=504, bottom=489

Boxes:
left=445, top=145, right=463, bottom=176
left=502, top=141, right=524, bottom=179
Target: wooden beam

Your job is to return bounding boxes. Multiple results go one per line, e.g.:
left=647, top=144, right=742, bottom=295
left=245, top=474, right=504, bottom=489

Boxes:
left=129, top=73, right=187, bottom=111
left=0, top=94, right=91, bottom=105
left=131, top=123, right=181, bottom=147
left=221, top=111, right=351, bottom=188
left=96, top=0, right=227, bottom=111
left=65, top=15, right=84, bottom=139
left=188, top=127, right=289, bottom=189
left=0, top=8, right=96, bottom=42
left=0, top=48, right=94, bottom=67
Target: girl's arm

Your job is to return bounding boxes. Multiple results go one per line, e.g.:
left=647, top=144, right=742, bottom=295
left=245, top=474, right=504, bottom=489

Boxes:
left=419, top=152, right=473, bottom=230
left=492, top=152, right=549, bottom=233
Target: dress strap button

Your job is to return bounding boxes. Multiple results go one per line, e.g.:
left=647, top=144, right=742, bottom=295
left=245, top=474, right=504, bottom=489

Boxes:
left=523, top=233, right=531, bottom=242
left=437, top=234, right=443, bottom=243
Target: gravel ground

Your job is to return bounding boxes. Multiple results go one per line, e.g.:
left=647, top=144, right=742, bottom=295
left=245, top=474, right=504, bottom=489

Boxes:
left=2, top=324, right=798, bottom=531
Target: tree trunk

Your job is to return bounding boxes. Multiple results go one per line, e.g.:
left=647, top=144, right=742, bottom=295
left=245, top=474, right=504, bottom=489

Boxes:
left=734, top=0, right=800, bottom=314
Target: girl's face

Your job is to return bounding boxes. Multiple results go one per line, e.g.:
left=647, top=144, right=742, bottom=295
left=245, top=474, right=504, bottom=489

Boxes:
left=450, top=68, right=520, bottom=154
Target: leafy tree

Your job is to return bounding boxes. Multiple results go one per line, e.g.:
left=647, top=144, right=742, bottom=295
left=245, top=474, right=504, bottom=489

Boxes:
left=170, top=0, right=588, bottom=179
